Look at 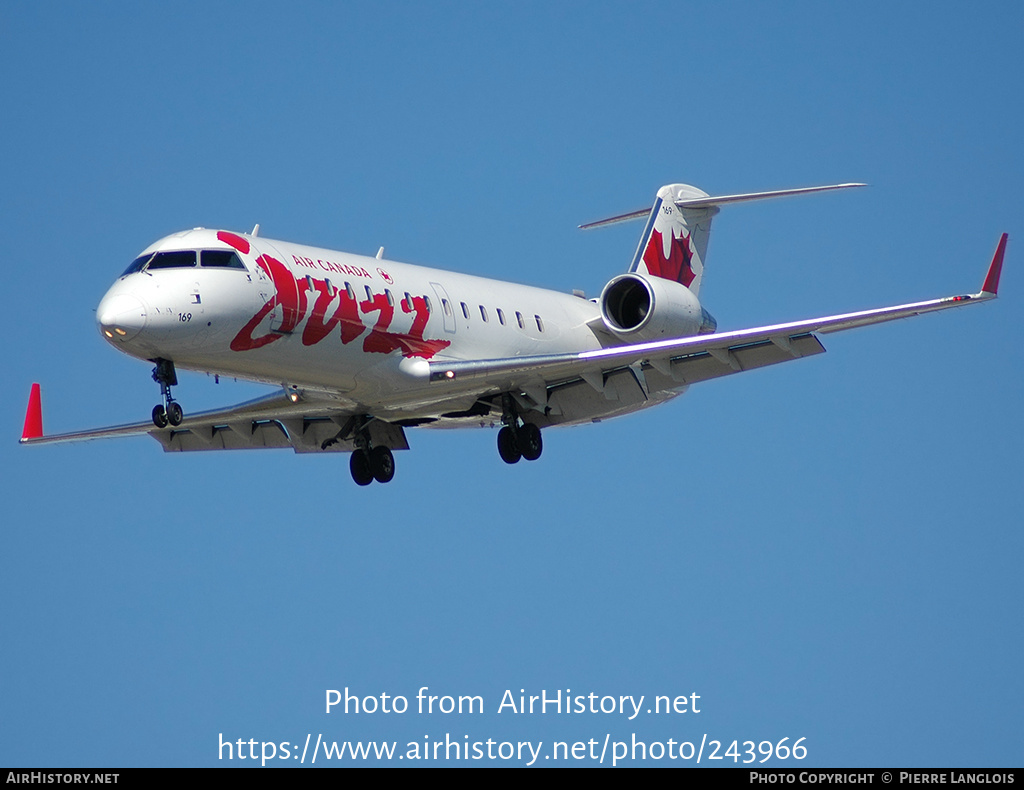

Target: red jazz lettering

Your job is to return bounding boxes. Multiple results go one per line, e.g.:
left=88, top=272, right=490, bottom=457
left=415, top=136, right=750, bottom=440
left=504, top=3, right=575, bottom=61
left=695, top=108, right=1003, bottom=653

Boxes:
left=230, top=254, right=306, bottom=351
left=302, top=281, right=365, bottom=346
left=232, top=258, right=449, bottom=358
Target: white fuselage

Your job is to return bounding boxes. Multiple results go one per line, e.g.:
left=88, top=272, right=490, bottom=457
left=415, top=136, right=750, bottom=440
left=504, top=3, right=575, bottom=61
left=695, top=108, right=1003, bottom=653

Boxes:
left=96, top=228, right=678, bottom=426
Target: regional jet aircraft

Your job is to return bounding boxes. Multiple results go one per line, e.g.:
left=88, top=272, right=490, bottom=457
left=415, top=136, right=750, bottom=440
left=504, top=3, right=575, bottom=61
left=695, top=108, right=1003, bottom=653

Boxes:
left=20, top=183, right=1007, bottom=485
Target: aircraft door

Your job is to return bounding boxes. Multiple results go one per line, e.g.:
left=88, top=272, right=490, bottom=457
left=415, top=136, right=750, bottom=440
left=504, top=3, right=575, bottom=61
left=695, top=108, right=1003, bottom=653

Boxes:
left=249, top=239, right=303, bottom=334
left=430, top=282, right=457, bottom=334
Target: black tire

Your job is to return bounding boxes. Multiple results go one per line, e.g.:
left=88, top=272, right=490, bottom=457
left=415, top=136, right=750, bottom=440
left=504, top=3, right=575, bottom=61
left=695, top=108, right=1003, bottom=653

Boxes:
left=152, top=404, right=168, bottom=428
left=497, top=426, right=521, bottom=464
left=369, top=445, right=395, bottom=483
left=166, top=401, right=183, bottom=426
left=519, top=423, right=543, bottom=461
left=350, top=449, right=373, bottom=486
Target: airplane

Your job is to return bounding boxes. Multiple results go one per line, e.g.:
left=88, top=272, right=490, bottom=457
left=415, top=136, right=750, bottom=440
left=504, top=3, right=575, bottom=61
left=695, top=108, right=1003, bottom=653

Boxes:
left=20, top=182, right=1007, bottom=486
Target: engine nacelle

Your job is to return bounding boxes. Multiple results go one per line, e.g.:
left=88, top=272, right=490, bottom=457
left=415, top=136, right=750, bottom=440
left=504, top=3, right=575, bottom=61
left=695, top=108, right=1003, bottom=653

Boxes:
left=599, top=273, right=717, bottom=342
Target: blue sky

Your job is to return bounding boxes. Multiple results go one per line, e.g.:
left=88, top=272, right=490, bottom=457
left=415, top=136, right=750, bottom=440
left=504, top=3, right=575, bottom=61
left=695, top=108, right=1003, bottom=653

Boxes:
left=2, top=1, right=1021, bottom=767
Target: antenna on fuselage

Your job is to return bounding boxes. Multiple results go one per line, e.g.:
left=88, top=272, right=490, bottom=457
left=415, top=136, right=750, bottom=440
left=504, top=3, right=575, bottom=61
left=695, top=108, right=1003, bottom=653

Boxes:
left=250, top=224, right=260, bottom=237
left=376, top=247, right=385, bottom=260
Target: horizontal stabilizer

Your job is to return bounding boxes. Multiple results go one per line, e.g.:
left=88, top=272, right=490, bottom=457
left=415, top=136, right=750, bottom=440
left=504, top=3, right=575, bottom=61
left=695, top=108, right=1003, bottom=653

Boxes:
left=579, top=183, right=866, bottom=229
left=674, top=183, right=867, bottom=209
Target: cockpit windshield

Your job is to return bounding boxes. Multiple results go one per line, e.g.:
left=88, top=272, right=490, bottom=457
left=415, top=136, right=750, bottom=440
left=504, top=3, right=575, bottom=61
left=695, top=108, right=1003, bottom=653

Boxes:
left=147, top=251, right=197, bottom=270
left=200, top=250, right=246, bottom=269
left=121, top=253, right=154, bottom=277
left=120, top=249, right=247, bottom=277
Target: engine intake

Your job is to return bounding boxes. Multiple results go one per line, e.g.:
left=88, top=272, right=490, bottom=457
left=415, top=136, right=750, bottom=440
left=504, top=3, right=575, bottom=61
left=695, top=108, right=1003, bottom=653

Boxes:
left=599, top=273, right=715, bottom=342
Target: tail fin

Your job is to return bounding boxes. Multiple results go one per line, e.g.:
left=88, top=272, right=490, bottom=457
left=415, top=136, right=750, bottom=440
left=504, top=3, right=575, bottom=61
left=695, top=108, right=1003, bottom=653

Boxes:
left=630, top=184, right=715, bottom=296
left=581, top=182, right=866, bottom=298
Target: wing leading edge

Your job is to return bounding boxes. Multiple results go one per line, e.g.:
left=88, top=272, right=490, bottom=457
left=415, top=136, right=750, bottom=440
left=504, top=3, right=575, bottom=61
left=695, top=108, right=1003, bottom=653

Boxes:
left=428, top=234, right=1007, bottom=394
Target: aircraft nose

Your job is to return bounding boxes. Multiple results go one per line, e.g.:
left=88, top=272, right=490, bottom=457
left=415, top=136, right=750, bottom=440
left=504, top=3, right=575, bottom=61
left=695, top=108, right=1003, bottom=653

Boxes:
left=97, top=292, right=147, bottom=342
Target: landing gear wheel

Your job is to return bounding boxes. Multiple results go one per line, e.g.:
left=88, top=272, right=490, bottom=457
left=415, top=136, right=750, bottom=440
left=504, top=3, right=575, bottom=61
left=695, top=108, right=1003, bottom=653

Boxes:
left=369, top=446, right=395, bottom=483
left=519, top=423, right=543, bottom=461
left=165, top=401, right=183, bottom=426
left=152, top=404, right=168, bottom=428
left=497, top=426, right=521, bottom=464
left=350, top=450, right=373, bottom=486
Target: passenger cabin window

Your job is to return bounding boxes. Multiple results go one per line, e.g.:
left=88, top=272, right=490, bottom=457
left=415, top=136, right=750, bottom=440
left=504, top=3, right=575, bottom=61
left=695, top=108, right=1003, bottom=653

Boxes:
left=461, top=302, right=470, bottom=319
left=480, top=305, right=488, bottom=322
left=200, top=250, right=246, bottom=269
left=497, top=308, right=506, bottom=325
left=535, top=315, right=544, bottom=332
left=146, top=250, right=197, bottom=269
left=515, top=311, right=525, bottom=329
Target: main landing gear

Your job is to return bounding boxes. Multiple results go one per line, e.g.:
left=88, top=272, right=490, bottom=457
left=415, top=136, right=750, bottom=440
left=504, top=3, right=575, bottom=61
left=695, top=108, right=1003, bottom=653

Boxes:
left=496, top=393, right=543, bottom=465
left=325, top=415, right=396, bottom=486
left=350, top=445, right=395, bottom=486
left=150, top=358, right=183, bottom=428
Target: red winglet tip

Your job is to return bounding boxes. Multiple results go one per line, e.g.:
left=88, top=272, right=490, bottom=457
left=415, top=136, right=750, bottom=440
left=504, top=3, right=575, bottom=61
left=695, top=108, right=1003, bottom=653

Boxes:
left=982, top=233, right=1008, bottom=295
left=21, top=383, right=43, bottom=441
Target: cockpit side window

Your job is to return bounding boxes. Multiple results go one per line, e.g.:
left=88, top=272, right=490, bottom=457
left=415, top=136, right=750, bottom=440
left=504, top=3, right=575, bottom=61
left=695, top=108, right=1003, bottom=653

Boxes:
left=146, top=251, right=197, bottom=269
left=200, top=250, right=246, bottom=269
left=121, top=253, right=154, bottom=277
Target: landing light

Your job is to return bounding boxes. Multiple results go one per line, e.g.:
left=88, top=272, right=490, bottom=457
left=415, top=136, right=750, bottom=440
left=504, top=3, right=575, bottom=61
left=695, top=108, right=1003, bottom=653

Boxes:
left=103, top=330, right=114, bottom=339
left=114, top=328, right=127, bottom=336
left=288, top=391, right=301, bottom=403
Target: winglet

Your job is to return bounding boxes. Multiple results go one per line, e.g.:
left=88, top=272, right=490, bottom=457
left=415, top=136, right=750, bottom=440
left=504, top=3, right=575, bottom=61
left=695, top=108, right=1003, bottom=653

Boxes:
left=981, top=233, right=1008, bottom=295
left=21, top=383, right=43, bottom=442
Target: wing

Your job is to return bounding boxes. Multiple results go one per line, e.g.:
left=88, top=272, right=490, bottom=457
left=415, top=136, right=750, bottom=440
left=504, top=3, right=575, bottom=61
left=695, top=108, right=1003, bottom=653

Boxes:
left=427, top=234, right=1007, bottom=403
left=19, top=387, right=408, bottom=454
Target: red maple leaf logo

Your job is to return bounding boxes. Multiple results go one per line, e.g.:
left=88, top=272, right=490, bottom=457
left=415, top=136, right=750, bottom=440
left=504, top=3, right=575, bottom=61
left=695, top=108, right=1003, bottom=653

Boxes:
left=642, top=228, right=696, bottom=287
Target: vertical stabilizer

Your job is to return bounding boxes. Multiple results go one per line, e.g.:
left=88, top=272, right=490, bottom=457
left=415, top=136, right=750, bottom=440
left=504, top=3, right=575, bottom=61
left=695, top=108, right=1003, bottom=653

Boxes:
left=629, top=184, right=719, bottom=297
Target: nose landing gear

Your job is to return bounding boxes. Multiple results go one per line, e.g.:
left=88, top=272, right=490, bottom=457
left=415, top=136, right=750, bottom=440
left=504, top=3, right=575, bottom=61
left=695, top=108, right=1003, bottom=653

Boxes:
left=150, top=358, right=183, bottom=428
